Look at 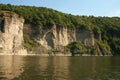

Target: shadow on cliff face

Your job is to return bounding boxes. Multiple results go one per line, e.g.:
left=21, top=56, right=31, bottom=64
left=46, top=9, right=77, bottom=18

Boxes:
left=0, top=15, right=5, bottom=52
left=0, top=18, right=5, bottom=33
left=45, top=32, right=55, bottom=49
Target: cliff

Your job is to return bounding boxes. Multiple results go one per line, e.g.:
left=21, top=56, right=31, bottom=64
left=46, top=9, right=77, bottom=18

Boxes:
left=0, top=11, right=112, bottom=56
left=34, top=24, right=94, bottom=49
left=24, top=24, right=112, bottom=56
left=1, top=4, right=119, bottom=55
left=0, top=11, right=27, bottom=54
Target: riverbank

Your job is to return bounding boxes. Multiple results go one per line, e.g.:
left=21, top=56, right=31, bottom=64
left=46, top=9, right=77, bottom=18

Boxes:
left=0, top=53, right=113, bottom=56
left=0, top=53, right=71, bottom=56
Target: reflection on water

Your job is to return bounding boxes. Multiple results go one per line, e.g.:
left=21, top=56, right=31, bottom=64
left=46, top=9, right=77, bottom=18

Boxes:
left=20, top=57, right=70, bottom=80
left=0, top=56, right=24, bottom=80
left=46, top=57, right=70, bottom=80
left=69, top=57, right=120, bottom=80
left=0, top=56, right=120, bottom=80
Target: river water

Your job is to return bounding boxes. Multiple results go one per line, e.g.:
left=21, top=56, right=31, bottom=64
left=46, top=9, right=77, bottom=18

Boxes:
left=0, top=56, right=120, bottom=80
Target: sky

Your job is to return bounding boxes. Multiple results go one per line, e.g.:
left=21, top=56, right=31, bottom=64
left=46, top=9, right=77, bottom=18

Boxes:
left=0, top=0, right=120, bottom=17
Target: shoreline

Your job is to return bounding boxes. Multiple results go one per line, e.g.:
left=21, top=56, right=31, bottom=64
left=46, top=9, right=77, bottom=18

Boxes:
left=0, top=53, right=113, bottom=56
left=0, top=53, right=71, bottom=56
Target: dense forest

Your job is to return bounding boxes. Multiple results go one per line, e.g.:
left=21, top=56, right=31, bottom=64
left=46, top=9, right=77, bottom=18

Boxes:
left=0, top=4, right=120, bottom=55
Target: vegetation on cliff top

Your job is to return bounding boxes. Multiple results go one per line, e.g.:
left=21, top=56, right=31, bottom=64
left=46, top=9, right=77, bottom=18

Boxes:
left=0, top=4, right=120, bottom=55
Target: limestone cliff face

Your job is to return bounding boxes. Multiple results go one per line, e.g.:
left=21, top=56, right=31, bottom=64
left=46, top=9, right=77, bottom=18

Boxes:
left=36, top=24, right=94, bottom=49
left=0, top=11, right=27, bottom=54
left=0, top=11, right=111, bottom=55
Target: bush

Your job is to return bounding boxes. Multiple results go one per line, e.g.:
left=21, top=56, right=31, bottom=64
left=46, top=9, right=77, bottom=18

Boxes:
left=23, top=34, right=39, bottom=51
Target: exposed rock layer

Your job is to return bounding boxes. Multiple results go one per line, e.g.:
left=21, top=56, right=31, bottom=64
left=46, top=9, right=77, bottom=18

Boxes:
left=0, top=11, right=27, bottom=54
left=0, top=11, right=111, bottom=55
left=24, top=24, right=112, bottom=56
left=25, top=24, right=94, bottom=49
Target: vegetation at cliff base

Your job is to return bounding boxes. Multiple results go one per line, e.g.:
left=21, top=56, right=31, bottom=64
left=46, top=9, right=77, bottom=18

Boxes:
left=66, top=41, right=111, bottom=56
left=23, top=34, right=39, bottom=51
left=0, top=4, right=120, bottom=55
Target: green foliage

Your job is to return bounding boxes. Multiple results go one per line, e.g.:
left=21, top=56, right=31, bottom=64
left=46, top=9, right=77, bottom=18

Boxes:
left=66, top=42, right=87, bottom=55
left=0, top=4, right=92, bottom=29
left=96, top=40, right=111, bottom=55
left=67, top=42, right=84, bottom=50
left=66, top=41, right=112, bottom=56
left=23, top=34, right=39, bottom=51
left=108, top=37, right=120, bottom=55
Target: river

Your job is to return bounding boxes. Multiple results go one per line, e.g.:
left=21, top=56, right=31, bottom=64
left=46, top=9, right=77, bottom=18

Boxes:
left=0, top=56, right=120, bottom=80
